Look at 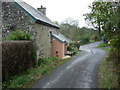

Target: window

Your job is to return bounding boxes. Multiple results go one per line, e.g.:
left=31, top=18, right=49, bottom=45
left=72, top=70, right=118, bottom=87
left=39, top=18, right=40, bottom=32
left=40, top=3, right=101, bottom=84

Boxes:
left=50, top=31, right=52, bottom=43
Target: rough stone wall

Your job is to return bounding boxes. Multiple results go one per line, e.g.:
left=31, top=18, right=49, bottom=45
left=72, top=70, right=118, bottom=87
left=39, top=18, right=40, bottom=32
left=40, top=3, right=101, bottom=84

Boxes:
left=0, top=1, right=2, bottom=40
left=2, top=2, right=37, bottom=40
left=0, top=0, right=2, bottom=83
left=34, top=23, right=58, bottom=58
left=2, top=2, right=59, bottom=58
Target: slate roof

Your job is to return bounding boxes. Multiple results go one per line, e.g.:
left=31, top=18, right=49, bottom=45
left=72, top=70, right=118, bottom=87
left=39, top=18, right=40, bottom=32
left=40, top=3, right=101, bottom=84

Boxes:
left=52, top=33, right=71, bottom=44
left=14, top=0, right=59, bottom=28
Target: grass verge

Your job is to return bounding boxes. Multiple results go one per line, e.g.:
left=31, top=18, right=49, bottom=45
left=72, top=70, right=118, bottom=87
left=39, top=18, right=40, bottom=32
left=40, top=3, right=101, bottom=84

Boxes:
left=98, top=48, right=119, bottom=88
left=97, top=42, right=110, bottom=48
left=0, top=82, right=2, bottom=90
left=2, top=57, right=71, bottom=88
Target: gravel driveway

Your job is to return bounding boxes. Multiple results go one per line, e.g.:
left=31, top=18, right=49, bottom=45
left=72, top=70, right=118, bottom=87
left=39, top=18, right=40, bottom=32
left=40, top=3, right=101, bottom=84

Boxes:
left=31, top=41, right=107, bottom=88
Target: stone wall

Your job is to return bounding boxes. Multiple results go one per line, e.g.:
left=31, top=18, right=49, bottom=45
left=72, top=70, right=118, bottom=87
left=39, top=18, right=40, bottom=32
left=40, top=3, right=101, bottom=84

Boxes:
left=2, top=2, right=59, bottom=58
left=0, top=1, right=2, bottom=40
left=2, top=2, right=37, bottom=40
left=35, top=23, right=59, bottom=58
left=0, top=1, right=1, bottom=82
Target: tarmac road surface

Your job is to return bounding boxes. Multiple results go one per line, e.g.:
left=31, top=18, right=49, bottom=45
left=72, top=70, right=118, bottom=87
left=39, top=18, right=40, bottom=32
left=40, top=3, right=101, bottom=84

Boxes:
left=31, top=41, right=107, bottom=88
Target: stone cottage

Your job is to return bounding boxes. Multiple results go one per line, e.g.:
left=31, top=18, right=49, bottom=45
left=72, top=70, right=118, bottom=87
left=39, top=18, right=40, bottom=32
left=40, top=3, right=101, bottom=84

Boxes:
left=1, top=0, right=70, bottom=59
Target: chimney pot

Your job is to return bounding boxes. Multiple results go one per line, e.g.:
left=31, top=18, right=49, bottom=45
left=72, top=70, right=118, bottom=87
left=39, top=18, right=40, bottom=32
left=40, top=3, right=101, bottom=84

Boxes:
left=37, top=5, right=46, bottom=15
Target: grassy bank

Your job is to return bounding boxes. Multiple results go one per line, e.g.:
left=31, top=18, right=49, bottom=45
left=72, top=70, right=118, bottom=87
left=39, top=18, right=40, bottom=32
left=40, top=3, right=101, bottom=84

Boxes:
left=3, top=57, right=71, bottom=88
left=97, top=42, right=110, bottom=48
left=98, top=45, right=119, bottom=88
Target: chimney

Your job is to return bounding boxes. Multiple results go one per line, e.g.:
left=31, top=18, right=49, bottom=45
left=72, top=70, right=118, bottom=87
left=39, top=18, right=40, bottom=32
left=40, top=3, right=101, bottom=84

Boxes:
left=37, top=5, right=46, bottom=15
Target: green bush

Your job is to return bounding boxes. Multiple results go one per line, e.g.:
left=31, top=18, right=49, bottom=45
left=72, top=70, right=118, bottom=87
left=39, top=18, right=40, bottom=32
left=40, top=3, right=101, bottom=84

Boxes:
left=38, top=58, right=48, bottom=66
left=98, top=43, right=110, bottom=48
left=80, top=37, right=90, bottom=45
left=2, top=56, right=69, bottom=88
left=7, top=30, right=32, bottom=40
left=38, top=57, right=59, bottom=66
left=72, top=48, right=78, bottom=55
left=67, top=41, right=78, bottom=55
left=110, top=36, right=120, bottom=49
left=67, top=45, right=73, bottom=51
left=47, top=57, right=59, bottom=61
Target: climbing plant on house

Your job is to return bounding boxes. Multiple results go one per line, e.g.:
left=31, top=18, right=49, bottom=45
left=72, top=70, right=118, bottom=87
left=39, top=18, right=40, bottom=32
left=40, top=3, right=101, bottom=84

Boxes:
left=7, top=30, right=32, bottom=40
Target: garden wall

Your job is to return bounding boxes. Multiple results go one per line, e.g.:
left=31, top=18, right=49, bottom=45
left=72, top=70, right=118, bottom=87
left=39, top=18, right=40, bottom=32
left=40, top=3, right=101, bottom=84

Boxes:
left=2, top=41, right=36, bottom=82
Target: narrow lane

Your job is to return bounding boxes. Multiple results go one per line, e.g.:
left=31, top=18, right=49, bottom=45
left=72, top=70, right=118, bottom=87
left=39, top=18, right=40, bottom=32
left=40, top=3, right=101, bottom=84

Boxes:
left=31, top=42, right=107, bottom=88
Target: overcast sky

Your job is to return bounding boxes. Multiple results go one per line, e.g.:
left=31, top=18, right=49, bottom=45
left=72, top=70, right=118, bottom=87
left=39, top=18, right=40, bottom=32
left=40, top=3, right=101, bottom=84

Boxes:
left=22, top=0, right=95, bottom=27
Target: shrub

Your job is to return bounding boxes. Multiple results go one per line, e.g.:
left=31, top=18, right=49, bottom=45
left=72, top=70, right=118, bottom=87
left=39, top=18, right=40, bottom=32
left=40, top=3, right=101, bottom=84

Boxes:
left=67, top=45, right=73, bottom=51
left=67, top=41, right=78, bottom=55
left=80, top=37, right=90, bottom=45
left=38, top=57, right=59, bottom=66
left=97, top=43, right=110, bottom=48
left=110, top=36, right=120, bottom=49
left=72, top=48, right=78, bottom=55
left=38, top=58, right=48, bottom=66
left=47, top=57, right=59, bottom=61
left=7, top=30, right=32, bottom=40
left=2, top=41, right=36, bottom=82
left=69, top=41, right=80, bottom=50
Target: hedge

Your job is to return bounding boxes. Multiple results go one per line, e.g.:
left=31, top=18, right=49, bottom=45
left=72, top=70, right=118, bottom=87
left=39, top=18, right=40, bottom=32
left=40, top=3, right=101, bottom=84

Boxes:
left=2, top=41, right=36, bottom=82
left=0, top=42, right=2, bottom=83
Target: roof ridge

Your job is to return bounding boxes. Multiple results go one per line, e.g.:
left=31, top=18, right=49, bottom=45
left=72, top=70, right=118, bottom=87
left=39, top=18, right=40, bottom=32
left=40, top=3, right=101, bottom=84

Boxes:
left=52, top=33, right=71, bottom=43
left=15, top=0, right=59, bottom=28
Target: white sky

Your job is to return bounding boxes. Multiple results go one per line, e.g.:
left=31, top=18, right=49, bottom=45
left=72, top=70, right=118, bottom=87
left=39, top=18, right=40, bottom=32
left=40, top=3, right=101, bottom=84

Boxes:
left=22, top=0, right=95, bottom=27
